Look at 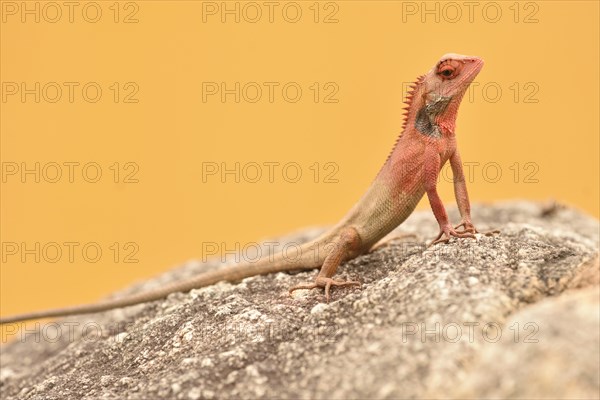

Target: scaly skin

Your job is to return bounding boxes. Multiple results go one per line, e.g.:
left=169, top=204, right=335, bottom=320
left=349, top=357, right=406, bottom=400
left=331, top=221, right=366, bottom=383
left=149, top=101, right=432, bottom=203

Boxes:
left=0, top=54, right=492, bottom=324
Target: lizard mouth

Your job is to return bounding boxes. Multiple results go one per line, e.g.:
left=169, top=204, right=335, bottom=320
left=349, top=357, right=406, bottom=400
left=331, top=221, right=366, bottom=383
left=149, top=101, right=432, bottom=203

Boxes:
left=463, top=58, right=484, bottom=80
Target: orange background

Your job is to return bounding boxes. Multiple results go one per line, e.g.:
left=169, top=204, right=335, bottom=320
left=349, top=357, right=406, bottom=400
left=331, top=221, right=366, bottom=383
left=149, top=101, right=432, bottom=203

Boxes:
left=1, top=1, right=598, bottom=321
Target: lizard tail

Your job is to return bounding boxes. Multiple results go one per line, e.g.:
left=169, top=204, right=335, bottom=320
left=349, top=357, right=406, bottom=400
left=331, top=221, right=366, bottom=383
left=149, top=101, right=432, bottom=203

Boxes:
left=0, top=240, right=325, bottom=324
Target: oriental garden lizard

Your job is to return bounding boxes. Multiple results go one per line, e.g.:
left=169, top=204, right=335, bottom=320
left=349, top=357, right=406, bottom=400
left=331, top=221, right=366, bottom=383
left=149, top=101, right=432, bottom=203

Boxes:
left=0, top=53, right=496, bottom=324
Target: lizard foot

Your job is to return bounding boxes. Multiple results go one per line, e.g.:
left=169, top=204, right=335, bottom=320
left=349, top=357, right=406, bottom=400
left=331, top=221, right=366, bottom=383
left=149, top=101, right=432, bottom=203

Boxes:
left=289, top=277, right=361, bottom=303
left=429, top=226, right=476, bottom=247
left=454, top=221, right=500, bottom=236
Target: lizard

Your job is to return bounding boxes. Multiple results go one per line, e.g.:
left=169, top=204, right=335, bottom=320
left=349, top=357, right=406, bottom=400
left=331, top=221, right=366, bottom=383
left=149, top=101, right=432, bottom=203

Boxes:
left=0, top=53, right=493, bottom=324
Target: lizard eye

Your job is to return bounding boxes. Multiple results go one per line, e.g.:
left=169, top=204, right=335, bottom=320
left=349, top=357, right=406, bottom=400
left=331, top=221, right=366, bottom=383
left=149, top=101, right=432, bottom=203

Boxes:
left=437, top=65, right=457, bottom=79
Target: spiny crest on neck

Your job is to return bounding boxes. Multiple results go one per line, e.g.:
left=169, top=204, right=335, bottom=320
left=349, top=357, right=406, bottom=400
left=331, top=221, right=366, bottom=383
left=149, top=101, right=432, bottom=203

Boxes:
left=401, top=74, right=425, bottom=131
left=381, top=74, right=426, bottom=166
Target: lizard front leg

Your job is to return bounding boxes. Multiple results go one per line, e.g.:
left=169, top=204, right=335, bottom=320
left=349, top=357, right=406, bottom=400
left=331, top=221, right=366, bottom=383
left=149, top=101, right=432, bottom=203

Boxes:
left=289, top=227, right=361, bottom=302
left=425, top=148, right=476, bottom=246
left=450, top=150, right=499, bottom=236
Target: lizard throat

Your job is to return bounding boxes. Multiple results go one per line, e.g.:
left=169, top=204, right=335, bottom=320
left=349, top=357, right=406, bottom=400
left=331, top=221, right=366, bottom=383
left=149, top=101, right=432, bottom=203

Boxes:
left=414, top=94, right=455, bottom=138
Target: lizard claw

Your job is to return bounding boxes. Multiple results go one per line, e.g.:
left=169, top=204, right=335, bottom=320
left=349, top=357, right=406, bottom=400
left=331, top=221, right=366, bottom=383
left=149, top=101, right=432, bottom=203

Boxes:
left=454, top=221, right=477, bottom=234
left=289, top=277, right=361, bottom=303
left=429, top=225, right=476, bottom=247
left=454, top=221, right=500, bottom=236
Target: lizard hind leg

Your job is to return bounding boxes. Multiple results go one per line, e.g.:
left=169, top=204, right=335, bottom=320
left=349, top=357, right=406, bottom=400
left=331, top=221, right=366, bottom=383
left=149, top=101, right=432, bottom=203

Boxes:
left=289, top=227, right=362, bottom=303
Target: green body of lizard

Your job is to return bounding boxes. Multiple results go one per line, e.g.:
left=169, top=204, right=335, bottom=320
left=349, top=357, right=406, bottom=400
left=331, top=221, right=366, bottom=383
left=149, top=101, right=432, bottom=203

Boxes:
left=1, top=53, right=490, bottom=324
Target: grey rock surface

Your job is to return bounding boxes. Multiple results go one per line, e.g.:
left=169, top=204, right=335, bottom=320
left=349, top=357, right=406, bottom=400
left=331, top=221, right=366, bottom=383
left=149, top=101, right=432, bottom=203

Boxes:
left=441, top=286, right=600, bottom=400
left=1, top=201, right=599, bottom=400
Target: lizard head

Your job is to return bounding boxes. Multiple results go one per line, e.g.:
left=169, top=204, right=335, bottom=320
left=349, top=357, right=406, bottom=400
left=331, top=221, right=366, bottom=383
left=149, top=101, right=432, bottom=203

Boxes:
left=424, top=53, right=483, bottom=101
left=410, top=54, right=483, bottom=137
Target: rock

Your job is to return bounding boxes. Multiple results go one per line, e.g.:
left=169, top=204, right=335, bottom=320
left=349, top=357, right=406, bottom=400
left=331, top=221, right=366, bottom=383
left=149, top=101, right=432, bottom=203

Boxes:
left=0, top=201, right=598, bottom=400
left=439, top=286, right=600, bottom=400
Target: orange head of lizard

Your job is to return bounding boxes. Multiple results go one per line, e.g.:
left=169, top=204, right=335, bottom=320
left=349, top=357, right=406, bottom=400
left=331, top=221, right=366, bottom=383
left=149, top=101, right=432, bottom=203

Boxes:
left=414, top=54, right=484, bottom=136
